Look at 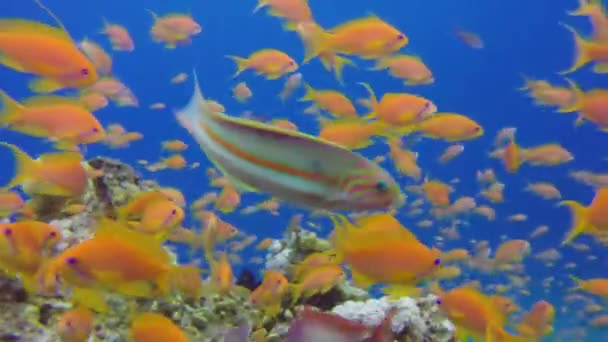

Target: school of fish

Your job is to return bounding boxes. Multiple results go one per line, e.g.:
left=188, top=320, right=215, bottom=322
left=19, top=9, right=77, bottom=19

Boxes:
left=2, top=0, right=608, bottom=341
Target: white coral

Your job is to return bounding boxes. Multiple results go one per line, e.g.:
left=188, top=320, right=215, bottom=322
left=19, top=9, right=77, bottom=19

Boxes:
left=264, top=241, right=292, bottom=272
left=331, top=296, right=453, bottom=342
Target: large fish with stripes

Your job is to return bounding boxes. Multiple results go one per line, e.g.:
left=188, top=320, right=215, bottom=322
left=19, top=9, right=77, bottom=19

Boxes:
left=176, top=72, right=400, bottom=211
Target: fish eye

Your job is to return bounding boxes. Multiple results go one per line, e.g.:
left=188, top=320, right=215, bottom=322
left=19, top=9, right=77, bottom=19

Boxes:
left=473, top=126, right=481, bottom=132
left=80, top=68, right=89, bottom=76
left=396, top=34, right=405, bottom=40
left=171, top=209, right=177, bottom=215
left=66, top=257, right=78, bottom=265
left=49, top=231, right=57, bottom=238
left=375, top=180, right=389, bottom=193
left=2, top=227, right=11, bottom=236
left=436, top=298, right=443, bottom=305
left=434, top=258, right=441, bottom=266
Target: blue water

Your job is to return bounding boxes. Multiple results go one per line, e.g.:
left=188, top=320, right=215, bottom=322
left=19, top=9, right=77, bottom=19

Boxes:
left=1, top=0, right=606, bottom=340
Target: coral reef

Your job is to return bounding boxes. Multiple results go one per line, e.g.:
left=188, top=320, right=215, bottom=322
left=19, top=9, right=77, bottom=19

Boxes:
left=0, top=157, right=455, bottom=341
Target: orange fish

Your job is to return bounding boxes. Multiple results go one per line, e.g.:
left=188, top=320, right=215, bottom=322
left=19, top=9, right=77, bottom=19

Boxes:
left=207, top=252, right=234, bottom=294
left=101, top=20, right=134, bottom=51
left=515, top=300, right=554, bottom=339
left=162, top=140, right=188, bottom=152
left=233, top=82, right=253, bottom=102
left=407, top=113, right=484, bottom=142
left=250, top=270, right=289, bottom=316
left=56, top=307, right=94, bottom=342
left=290, top=264, right=345, bottom=304
left=332, top=215, right=440, bottom=295
left=279, top=72, right=303, bottom=101
left=420, top=179, right=452, bottom=207
left=359, top=83, right=436, bottom=127
left=300, top=84, right=357, bottom=119
left=570, top=275, right=608, bottom=297
left=387, top=138, right=421, bottom=181
left=48, top=219, right=174, bottom=311
left=215, top=185, right=241, bottom=213
left=0, top=19, right=98, bottom=92
left=317, top=118, right=386, bottom=150
left=371, top=54, right=434, bottom=85
left=1, top=143, right=88, bottom=197
left=292, top=251, right=338, bottom=281
left=227, top=49, right=298, bottom=79
left=148, top=11, right=201, bottom=49
left=435, top=285, right=526, bottom=341
left=78, top=38, right=112, bottom=75
left=454, top=28, right=484, bottom=49
left=78, top=91, right=109, bottom=111
left=301, top=15, right=407, bottom=61
left=0, top=91, right=105, bottom=149
left=130, top=312, right=188, bottom=342
left=0, top=220, right=61, bottom=292
left=254, top=0, right=314, bottom=29
left=560, top=188, right=608, bottom=244
left=501, top=136, right=523, bottom=173
left=569, top=0, right=608, bottom=43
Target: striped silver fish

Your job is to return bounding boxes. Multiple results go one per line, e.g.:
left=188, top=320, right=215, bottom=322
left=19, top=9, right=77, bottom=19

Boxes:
left=176, top=72, right=400, bottom=211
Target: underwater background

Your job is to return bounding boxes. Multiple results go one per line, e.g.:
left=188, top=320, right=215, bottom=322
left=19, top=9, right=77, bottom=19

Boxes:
left=1, top=0, right=606, bottom=340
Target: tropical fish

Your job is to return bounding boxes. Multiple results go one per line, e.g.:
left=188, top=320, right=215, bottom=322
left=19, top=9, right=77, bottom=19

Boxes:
left=176, top=72, right=400, bottom=211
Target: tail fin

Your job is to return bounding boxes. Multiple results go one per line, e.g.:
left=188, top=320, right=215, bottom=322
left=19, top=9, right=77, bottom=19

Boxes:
left=0, top=89, right=24, bottom=126
left=300, top=83, right=316, bottom=102
left=357, top=82, right=379, bottom=118
left=560, top=23, right=593, bottom=74
left=568, top=0, right=599, bottom=16
left=559, top=200, right=589, bottom=245
left=253, top=0, right=269, bottom=13
left=557, top=77, right=584, bottom=113
left=226, top=55, right=249, bottom=78
left=568, top=275, right=584, bottom=291
left=299, top=23, right=331, bottom=63
left=0, top=143, right=37, bottom=191
left=319, top=54, right=355, bottom=84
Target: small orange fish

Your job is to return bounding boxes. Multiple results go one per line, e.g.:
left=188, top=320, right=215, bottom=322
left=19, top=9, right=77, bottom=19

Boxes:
left=101, top=20, right=134, bottom=51
left=148, top=11, right=201, bottom=49
left=1, top=143, right=89, bottom=197
left=301, top=15, right=407, bottom=61
left=56, top=307, right=94, bottom=342
left=233, top=82, right=253, bottom=102
left=207, top=252, right=234, bottom=294
left=79, top=38, right=112, bottom=75
left=454, top=28, right=484, bottom=49
left=250, top=270, right=289, bottom=316
left=359, top=83, right=436, bottom=126
left=130, top=312, right=188, bottom=342
left=290, top=264, right=345, bottom=304
left=515, top=300, right=554, bottom=338
left=227, top=49, right=298, bottom=79
left=254, top=0, right=314, bottom=29
left=317, top=118, right=386, bottom=150
left=0, top=91, right=106, bottom=149
left=371, top=54, right=434, bottom=85
left=387, top=138, right=421, bottom=181
left=408, top=113, right=483, bottom=142
left=300, top=84, right=357, bottom=119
